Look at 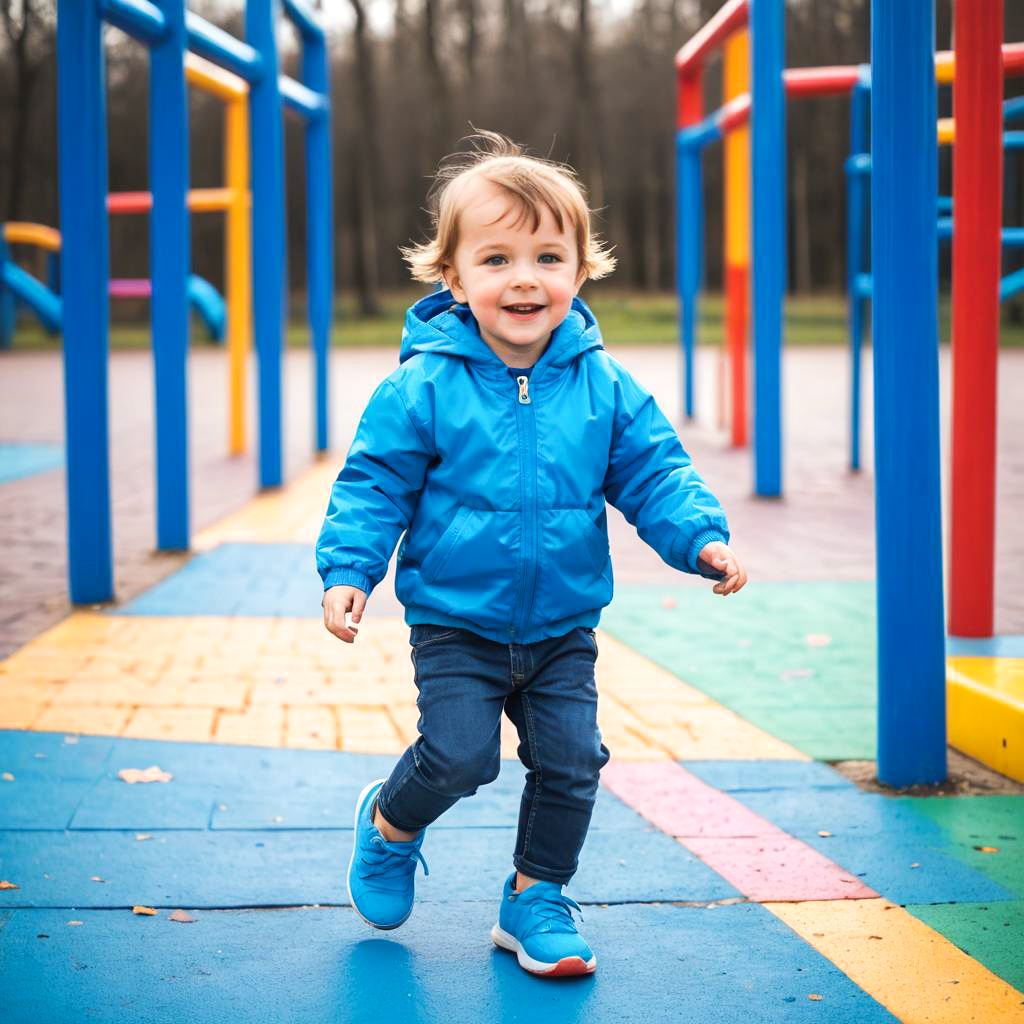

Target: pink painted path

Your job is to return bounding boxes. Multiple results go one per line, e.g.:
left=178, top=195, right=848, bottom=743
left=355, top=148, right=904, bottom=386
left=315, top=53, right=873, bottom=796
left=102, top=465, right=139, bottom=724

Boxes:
left=601, top=760, right=878, bottom=902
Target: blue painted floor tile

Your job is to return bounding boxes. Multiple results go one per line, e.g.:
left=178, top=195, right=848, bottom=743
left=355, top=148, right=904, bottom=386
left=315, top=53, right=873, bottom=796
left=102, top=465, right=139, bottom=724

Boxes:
left=0, top=442, right=63, bottom=484
left=0, top=902, right=899, bottom=1024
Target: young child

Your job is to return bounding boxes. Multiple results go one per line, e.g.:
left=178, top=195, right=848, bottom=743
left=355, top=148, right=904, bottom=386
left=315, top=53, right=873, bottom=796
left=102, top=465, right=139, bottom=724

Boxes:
left=317, top=130, right=746, bottom=977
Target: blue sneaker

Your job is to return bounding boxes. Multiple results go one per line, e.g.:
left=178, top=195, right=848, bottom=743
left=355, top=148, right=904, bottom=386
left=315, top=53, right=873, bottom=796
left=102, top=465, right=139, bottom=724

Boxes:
left=346, top=778, right=429, bottom=930
left=491, top=872, right=597, bottom=976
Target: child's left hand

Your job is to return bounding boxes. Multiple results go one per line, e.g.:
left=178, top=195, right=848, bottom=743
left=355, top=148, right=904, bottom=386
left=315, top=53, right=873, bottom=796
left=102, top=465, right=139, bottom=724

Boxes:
left=698, top=541, right=747, bottom=596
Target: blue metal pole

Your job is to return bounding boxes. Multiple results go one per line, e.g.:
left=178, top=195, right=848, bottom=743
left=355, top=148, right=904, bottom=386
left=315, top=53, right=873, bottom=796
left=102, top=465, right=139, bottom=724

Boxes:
left=677, top=136, right=700, bottom=421
left=302, top=29, right=331, bottom=454
left=848, top=75, right=869, bottom=473
left=870, top=0, right=946, bottom=786
left=750, top=0, right=784, bottom=497
left=247, top=0, right=285, bottom=488
left=150, top=0, right=189, bottom=550
left=57, top=0, right=113, bottom=602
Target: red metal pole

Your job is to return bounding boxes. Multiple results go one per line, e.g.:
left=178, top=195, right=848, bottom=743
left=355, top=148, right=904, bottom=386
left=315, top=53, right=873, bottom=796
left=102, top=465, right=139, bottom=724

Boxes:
left=949, top=0, right=1003, bottom=637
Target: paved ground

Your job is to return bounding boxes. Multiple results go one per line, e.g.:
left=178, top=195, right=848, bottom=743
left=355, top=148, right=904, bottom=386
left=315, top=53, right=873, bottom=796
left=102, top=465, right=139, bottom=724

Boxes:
left=1, top=341, right=1023, bottom=1021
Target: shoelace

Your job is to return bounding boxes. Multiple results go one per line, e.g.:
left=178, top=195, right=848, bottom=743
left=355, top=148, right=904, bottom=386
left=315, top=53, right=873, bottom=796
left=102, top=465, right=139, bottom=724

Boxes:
left=514, top=889, right=585, bottom=939
left=358, top=834, right=430, bottom=892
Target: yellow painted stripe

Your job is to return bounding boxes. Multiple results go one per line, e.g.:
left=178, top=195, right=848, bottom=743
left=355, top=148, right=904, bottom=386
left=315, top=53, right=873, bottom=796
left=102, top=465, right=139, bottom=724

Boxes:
left=766, top=899, right=1024, bottom=1023
left=948, top=659, right=1024, bottom=783
left=723, top=28, right=750, bottom=266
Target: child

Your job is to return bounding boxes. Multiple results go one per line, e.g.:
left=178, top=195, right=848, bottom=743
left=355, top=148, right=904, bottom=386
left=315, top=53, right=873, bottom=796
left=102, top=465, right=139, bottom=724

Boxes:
left=317, top=130, right=746, bottom=977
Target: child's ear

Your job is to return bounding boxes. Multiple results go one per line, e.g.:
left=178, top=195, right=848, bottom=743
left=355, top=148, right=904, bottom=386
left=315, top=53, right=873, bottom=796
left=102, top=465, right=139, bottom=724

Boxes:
left=442, top=267, right=467, bottom=303
left=574, top=266, right=587, bottom=292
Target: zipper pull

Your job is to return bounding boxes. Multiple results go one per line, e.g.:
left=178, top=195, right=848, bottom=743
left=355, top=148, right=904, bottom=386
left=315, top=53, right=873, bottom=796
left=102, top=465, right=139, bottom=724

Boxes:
left=517, top=375, right=531, bottom=405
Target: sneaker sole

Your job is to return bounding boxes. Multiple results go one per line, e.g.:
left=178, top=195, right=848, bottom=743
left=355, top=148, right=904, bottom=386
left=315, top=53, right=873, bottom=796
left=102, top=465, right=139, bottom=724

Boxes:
left=491, top=923, right=597, bottom=976
left=347, top=777, right=411, bottom=931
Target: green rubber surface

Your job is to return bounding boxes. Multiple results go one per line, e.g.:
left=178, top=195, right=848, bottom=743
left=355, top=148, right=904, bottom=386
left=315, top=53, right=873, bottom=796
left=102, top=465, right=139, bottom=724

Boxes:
left=601, top=583, right=877, bottom=759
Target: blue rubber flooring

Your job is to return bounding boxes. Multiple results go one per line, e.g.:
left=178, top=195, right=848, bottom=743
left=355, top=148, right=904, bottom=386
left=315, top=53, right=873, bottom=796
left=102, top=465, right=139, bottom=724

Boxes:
left=0, top=902, right=900, bottom=1024
left=112, top=543, right=321, bottom=616
left=0, top=442, right=62, bottom=484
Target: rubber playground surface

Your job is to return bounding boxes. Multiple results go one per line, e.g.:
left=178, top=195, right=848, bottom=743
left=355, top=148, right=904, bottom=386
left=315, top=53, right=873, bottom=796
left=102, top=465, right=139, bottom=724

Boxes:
left=2, top=351, right=1024, bottom=1022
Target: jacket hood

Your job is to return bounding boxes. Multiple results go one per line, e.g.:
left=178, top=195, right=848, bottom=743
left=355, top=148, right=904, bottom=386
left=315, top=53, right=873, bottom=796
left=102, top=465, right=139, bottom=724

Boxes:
left=398, top=288, right=604, bottom=371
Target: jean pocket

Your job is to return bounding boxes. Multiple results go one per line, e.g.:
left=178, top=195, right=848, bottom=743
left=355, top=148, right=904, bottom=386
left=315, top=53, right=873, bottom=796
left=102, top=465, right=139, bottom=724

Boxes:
left=410, top=624, right=461, bottom=648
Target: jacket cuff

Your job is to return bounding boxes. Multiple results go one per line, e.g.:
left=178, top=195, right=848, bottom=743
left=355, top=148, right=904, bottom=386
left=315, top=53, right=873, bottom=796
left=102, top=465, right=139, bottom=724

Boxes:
left=685, top=530, right=729, bottom=574
left=323, top=568, right=374, bottom=595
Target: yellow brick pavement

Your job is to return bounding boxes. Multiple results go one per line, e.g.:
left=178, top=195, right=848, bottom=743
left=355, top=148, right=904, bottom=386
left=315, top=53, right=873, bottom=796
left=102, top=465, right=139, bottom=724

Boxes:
left=0, top=610, right=805, bottom=761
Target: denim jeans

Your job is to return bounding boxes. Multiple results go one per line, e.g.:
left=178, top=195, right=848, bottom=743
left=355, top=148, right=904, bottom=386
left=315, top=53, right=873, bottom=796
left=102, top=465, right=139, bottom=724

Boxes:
left=375, top=623, right=611, bottom=886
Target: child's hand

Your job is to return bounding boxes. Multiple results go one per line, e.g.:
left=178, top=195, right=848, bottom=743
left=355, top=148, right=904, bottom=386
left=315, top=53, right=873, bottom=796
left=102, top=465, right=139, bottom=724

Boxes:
left=322, top=585, right=367, bottom=643
left=698, top=541, right=747, bottom=596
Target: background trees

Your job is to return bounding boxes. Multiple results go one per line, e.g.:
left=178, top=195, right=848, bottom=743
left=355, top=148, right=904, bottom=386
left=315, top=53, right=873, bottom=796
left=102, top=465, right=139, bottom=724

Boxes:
left=1, top=0, right=1022, bottom=316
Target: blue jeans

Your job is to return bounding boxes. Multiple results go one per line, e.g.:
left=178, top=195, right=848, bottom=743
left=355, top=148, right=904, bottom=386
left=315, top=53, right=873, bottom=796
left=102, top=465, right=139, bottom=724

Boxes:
left=376, top=623, right=611, bottom=886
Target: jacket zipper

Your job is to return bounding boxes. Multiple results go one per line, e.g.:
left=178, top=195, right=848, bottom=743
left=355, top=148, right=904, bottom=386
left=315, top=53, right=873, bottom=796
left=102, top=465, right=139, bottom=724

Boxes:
left=511, top=375, right=537, bottom=640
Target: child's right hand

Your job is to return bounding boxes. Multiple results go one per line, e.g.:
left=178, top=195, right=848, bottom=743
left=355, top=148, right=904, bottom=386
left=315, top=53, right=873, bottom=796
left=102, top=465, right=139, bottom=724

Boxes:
left=322, top=585, right=367, bottom=643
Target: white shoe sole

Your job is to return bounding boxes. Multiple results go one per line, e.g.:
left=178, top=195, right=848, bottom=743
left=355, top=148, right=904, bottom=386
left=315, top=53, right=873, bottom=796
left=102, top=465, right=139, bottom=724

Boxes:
left=491, top=923, right=597, bottom=976
left=347, top=777, right=411, bottom=931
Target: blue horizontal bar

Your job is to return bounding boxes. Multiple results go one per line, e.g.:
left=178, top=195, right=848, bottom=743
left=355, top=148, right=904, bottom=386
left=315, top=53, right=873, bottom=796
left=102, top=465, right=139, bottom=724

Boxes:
left=1001, top=266, right=1024, bottom=302
left=279, top=75, right=327, bottom=119
left=98, top=0, right=166, bottom=44
left=937, top=218, right=1024, bottom=247
left=937, top=196, right=953, bottom=214
left=184, top=11, right=263, bottom=83
left=1004, top=131, right=1024, bottom=150
left=283, top=0, right=324, bottom=39
left=1005, top=96, right=1024, bottom=124
left=854, top=272, right=872, bottom=300
left=677, top=117, right=722, bottom=152
left=844, top=153, right=871, bottom=176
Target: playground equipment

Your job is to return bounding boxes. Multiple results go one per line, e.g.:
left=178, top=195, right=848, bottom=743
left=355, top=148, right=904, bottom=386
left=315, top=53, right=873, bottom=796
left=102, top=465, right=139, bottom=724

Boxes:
left=56, top=0, right=332, bottom=605
left=1, top=222, right=227, bottom=344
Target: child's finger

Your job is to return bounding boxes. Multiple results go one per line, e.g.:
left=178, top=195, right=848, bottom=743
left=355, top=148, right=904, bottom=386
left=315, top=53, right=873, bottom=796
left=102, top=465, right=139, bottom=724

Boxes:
left=352, top=590, right=367, bottom=623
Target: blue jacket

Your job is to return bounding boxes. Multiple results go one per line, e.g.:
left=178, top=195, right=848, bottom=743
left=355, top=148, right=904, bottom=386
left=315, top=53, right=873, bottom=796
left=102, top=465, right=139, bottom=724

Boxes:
left=316, top=289, right=729, bottom=644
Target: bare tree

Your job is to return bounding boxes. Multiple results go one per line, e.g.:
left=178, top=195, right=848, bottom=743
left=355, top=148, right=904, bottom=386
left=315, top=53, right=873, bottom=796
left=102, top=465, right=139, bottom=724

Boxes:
left=1, top=0, right=55, bottom=221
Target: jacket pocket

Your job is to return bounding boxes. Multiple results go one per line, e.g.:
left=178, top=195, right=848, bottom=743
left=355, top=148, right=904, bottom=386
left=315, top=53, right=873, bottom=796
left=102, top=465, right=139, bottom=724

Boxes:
left=406, top=506, right=522, bottom=630
left=420, top=505, right=472, bottom=584
left=533, top=508, right=613, bottom=623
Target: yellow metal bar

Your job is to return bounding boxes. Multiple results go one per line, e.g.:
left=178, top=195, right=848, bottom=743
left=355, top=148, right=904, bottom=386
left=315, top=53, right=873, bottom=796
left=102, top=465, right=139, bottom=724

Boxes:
left=184, top=51, right=248, bottom=102
left=226, top=93, right=252, bottom=456
left=188, top=188, right=235, bottom=212
left=937, top=117, right=955, bottom=145
left=936, top=51, right=955, bottom=84
left=948, top=658, right=1024, bottom=783
left=4, top=222, right=62, bottom=251
left=723, top=29, right=751, bottom=266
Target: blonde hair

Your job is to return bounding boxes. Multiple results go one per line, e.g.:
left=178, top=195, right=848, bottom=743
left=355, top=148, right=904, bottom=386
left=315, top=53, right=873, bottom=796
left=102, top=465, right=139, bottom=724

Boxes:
left=400, top=130, right=616, bottom=285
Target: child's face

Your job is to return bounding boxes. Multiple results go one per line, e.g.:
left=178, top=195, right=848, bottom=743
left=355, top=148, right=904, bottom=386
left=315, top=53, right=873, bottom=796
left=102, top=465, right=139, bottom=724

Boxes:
left=442, top=178, right=586, bottom=367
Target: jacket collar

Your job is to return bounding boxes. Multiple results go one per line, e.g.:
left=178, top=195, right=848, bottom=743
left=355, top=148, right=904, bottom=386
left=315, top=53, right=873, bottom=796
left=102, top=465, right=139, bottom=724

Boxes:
left=398, top=287, right=604, bottom=386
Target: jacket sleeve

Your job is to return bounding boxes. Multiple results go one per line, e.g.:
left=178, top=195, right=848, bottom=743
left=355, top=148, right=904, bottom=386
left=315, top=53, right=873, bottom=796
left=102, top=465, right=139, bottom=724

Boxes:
left=602, top=368, right=729, bottom=574
left=316, top=377, right=434, bottom=596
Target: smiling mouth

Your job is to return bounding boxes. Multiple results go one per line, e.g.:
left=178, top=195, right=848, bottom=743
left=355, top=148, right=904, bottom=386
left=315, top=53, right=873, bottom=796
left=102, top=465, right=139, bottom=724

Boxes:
left=503, top=304, right=545, bottom=315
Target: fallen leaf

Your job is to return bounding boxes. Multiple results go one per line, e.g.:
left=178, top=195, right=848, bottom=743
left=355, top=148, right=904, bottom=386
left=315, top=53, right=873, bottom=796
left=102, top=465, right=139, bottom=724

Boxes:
left=806, top=634, right=832, bottom=647
left=64, top=735, right=79, bottom=744
left=135, top=834, right=153, bottom=841
left=169, top=909, right=195, bottom=923
left=273, top=816, right=284, bottom=823
left=118, top=766, right=173, bottom=784
left=869, top=935, right=883, bottom=940
left=910, top=863, right=920, bottom=869
left=974, top=846, right=999, bottom=854
left=132, top=906, right=158, bottom=916
left=0, top=880, right=19, bottom=890
left=818, top=830, right=832, bottom=837
left=67, top=920, right=83, bottom=926
left=90, top=876, right=105, bottom=883
left=808, top=994, right=823, bottom=1001
left=2, top=772, right=14, bottom=781
left=812, top=932, right=825, bottom=937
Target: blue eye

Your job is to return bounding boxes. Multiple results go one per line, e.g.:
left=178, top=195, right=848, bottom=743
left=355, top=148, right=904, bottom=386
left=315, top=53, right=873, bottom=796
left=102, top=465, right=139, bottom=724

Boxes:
left=483, top=255, right=506, bottom=266
left=539, top=254, right=562, bottom=263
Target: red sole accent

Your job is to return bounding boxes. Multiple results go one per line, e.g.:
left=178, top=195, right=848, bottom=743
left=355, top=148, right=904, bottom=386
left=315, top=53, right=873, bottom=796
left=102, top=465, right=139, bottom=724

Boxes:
left=529, top=956, right=595, bottom=977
